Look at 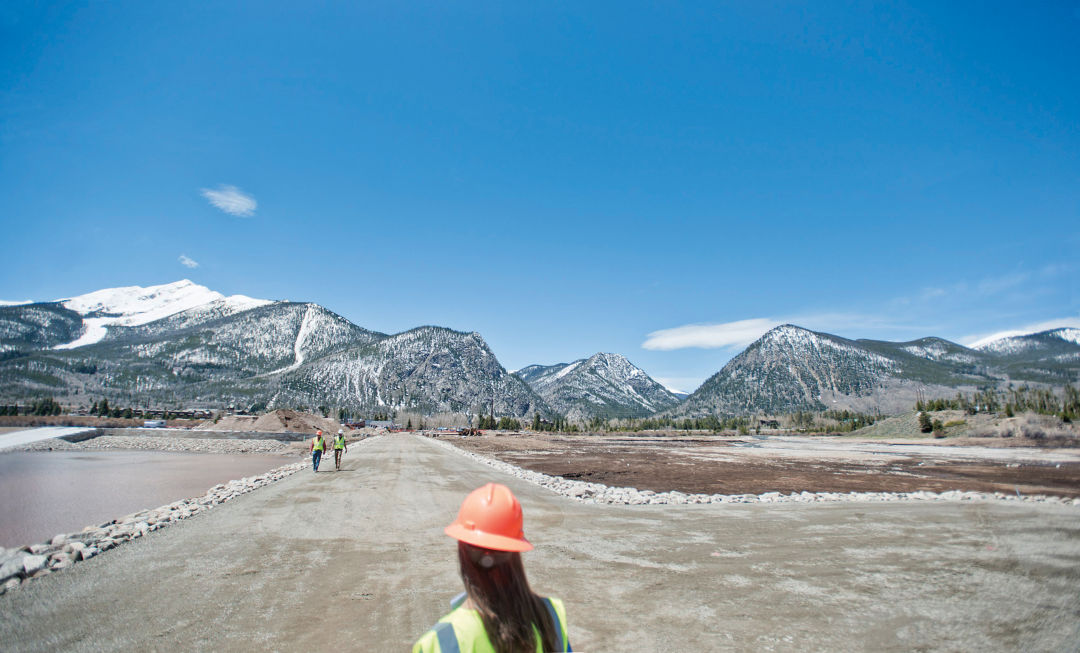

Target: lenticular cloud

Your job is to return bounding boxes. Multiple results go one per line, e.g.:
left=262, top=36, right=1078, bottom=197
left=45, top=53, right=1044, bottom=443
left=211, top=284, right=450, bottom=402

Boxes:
left=200, top=184, right=257, bottom=217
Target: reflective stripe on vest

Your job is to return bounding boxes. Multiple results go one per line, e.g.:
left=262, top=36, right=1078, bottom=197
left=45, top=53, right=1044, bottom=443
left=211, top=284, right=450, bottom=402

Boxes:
left=312, top=437, right=324, bottom=452
left=424, top=598, right=568, bottom=653
left=434, top=622, right=458, bottom=653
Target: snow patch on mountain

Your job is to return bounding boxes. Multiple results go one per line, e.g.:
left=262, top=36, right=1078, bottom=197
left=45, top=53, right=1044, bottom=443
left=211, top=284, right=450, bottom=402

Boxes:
left=54, top=280, right=271, bottom=349
left=518, top=352, right=681, bottom=419
left=554, top=360, right=582, bottom=380
left=1052, top=328, right=1080, bottom=346
left=270, top=305, right=318, bottom=374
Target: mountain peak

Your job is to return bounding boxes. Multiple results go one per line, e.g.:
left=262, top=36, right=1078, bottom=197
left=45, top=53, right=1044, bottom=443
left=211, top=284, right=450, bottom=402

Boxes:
left=516, top=352, right=679, bottom=419
left=53, top=280, right=271, bottom=349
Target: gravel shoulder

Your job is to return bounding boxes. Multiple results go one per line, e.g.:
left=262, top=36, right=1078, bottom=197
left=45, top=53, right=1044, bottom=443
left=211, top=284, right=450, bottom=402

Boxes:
left=3, top=434, right=1079, bottom=651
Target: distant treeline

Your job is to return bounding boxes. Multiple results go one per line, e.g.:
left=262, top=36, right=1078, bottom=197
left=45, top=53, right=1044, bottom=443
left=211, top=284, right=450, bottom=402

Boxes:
left=915, top=385, right=1079, bottom=421
left=0, top=397, right=63, bottom=416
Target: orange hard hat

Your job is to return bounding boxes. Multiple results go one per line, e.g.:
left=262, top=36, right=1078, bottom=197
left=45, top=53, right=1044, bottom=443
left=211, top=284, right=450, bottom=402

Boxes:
left=444, top=483, right=532, bottom=552
left=317, top=430, right=322, bottom=435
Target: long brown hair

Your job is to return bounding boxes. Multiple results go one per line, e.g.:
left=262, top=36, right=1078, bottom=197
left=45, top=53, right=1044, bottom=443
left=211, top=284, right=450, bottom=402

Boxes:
left=457, top=541, right=559, bottom=653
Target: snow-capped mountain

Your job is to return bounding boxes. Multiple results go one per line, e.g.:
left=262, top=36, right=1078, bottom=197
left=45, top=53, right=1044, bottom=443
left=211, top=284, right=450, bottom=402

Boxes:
left=516, top=352, right=681, bottom=419
left=275, top=326, right=548, bottom=417
left=973, top=328, right=1080, bottom=355
left=54, top=280, right=272, bottom=349
left=0, top=282, right=549, bottom=418
left=672, top=324, right=1080, bottom=416
left=4, top=281, right=1078, bottom=419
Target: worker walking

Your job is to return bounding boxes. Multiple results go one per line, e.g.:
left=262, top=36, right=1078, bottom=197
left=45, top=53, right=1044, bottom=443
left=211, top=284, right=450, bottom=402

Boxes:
left=412, top=483, right=571, bottom=653
left=310, top=430, right=326, bottom=472
left=333, top=428, right=347, bottom=471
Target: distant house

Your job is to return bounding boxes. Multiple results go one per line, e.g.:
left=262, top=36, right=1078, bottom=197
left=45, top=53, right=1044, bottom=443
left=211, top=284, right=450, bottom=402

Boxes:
left=759, top=419, right=780, bottom=429
left=366, top=420, right=396, bottom=429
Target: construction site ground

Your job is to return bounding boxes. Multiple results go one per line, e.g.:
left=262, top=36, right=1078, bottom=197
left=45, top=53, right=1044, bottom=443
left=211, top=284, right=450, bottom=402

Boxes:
left=446, top=432, right=1080, bottom=498
left=4, top=434, right=1078, bottom=651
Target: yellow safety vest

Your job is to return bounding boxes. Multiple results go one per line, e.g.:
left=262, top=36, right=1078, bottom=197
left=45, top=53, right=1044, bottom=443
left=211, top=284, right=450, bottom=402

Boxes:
left=312, top=437, right=325, bottom=452
left=412, top=597, right=569, bottom=653
left=334, top=435, right=345, bottom=450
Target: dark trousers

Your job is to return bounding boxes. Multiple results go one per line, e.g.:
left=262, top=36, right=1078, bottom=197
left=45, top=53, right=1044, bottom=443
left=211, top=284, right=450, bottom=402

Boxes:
left=334, top=449, right=343, bottom=469
left=312, top=450, right=322, bottom=471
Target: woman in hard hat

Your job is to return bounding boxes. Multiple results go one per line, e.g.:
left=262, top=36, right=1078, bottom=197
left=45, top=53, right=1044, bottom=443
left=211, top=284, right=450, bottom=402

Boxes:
left=412, top=482, right=570, bottom=653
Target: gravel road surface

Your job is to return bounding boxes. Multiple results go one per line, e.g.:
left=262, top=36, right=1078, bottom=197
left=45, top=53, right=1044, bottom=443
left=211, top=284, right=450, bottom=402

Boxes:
left=3, top=434, right=1078, bottom=651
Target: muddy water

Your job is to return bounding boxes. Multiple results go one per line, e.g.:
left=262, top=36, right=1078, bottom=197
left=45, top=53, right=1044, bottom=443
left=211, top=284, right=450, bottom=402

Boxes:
left=0, top=451, right=292, bottom=547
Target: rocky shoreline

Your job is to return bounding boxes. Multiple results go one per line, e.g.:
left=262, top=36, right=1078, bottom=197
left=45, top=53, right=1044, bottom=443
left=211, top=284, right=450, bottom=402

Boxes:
left=0, top=460, right=306, bottom=596
left=430, top=435, right=1080, bottom=508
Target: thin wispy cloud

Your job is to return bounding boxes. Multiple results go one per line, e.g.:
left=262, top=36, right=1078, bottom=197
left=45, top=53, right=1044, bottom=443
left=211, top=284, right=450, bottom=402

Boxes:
left=897, top=265, right=1072, bottom=307
left=178, top=254, right=199, bottom=269
left=642, top=318, right=781, bottom=351
left=976, top=272, right=1029, bottom=296
left=200, top=184, right=256, bottom=217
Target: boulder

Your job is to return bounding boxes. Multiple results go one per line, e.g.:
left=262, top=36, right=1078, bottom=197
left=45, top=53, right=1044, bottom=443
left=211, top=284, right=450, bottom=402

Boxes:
left=1, top=557, right=25, bottom=583
left=78, top=547, right=100, bottom=561
left=22, top=554, right=47, bottom=576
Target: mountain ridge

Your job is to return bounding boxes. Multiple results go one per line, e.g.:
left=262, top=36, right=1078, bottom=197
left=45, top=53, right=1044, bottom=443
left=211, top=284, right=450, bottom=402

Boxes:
left=515, top=352, right=681, bottom=419
left=672, top=324, right=1080, bottom=417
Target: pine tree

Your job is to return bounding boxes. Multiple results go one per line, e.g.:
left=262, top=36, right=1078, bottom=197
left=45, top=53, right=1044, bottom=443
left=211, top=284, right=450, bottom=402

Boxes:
left=918, top=411, right=933, bottom=433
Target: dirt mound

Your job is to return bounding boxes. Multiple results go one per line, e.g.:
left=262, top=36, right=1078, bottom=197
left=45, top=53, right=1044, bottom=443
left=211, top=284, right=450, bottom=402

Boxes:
left=200, top=410, right=340, bottom=434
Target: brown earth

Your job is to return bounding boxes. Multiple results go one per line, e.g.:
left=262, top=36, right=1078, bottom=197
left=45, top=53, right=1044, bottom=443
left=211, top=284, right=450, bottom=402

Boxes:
left=447, top=433, right=1080, bottom=498
left=196, top=409, right=340, bottom=434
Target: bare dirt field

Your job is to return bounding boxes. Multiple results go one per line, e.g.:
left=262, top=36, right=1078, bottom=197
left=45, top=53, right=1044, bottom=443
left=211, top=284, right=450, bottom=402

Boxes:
left=447, top=433, right=1080, bottom=498
left=4, top=434, right=1079, bottom=652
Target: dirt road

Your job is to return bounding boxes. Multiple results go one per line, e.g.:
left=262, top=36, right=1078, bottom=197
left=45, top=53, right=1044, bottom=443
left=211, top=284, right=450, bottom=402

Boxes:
left=3, top=434, right=1079, bottom=651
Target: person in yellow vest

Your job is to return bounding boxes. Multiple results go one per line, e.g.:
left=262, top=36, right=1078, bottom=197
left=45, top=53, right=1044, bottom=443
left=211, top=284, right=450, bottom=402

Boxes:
left=309, top=430, right=325, bottom=472
left=412, top=483, right=571, bottom=653
left=333, top=428, right=348, bottom=471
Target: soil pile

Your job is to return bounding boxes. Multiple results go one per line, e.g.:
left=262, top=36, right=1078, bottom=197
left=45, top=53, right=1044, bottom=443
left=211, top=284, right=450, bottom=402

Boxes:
left=199, top=410, right=339, bottom=434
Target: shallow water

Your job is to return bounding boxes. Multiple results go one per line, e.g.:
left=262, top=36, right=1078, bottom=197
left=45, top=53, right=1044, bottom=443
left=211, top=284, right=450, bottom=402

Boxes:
left=0, top=450, right=291, bottom=547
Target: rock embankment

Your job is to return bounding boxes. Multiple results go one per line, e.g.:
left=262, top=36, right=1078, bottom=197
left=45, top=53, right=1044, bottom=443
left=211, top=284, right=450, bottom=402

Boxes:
left=5, top=435, right=298, bottom=455
left=0, top=461, right=305, bottom=595
left=429, top=435, right=1080, bottom=508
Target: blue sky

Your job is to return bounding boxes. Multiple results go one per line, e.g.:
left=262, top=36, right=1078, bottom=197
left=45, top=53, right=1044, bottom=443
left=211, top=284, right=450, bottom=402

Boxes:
left=2, top=2, right=1078, bottom=393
